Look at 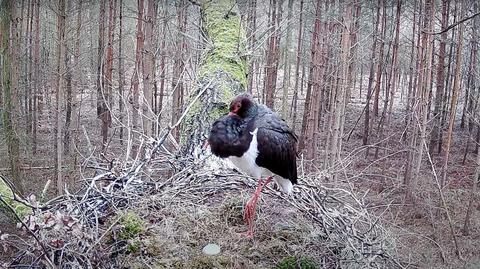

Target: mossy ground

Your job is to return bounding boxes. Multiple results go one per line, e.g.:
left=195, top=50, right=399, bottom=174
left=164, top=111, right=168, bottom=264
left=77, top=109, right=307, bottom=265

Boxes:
left=115, top=187, right=335, bottom=269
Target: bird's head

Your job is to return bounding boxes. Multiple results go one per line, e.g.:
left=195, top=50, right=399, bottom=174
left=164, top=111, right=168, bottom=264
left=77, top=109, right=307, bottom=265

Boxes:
left=228, top=94, right=256, bottom=118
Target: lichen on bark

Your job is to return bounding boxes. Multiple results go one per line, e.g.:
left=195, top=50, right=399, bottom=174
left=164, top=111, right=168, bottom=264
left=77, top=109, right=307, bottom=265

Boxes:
left=181, top=0, right=247, bottom=153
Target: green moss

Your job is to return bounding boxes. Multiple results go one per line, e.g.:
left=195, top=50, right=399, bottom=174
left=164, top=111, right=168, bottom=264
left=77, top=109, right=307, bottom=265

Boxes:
left=276, top=256, right=318, bottom=269
left=200, top=0, right=247, bottom=88
left=0, top=177, right=31, bottom=219
left=118, top=212, right=145, bottom=240
left=126, top=239, right=141, bottom=253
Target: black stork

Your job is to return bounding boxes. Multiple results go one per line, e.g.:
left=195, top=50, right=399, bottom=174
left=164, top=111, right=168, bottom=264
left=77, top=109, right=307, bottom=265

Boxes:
left=208, top=94, right=298, bottom=237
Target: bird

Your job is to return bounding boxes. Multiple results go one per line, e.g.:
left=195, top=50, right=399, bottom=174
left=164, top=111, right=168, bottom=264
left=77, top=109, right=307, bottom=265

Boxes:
left=207, top=93, right=298, bottom=237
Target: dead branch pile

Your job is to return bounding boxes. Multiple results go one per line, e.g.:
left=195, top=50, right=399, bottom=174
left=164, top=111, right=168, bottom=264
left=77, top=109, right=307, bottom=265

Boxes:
left=0, top=135, right=401, bottom=269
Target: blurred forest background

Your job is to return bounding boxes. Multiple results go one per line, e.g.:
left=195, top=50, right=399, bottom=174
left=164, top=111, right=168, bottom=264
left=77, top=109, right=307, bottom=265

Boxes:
left=1, top=0, right=480, bottom=268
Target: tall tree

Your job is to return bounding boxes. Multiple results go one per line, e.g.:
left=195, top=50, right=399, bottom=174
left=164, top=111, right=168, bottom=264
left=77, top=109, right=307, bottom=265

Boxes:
left=263, top=0, right=283, bottom=109
left=118, top=0, right=125, bottom=143
left=290, top=0, right=304, bottom=132
left=32, top=0, right=40, bottom=154
left=1, top=0, right=24, bottom=194
left=142, top=0, right=157, bottom=137
left=429, top=0, right=449, bottom=155
left=441, top=0, right=465, bottom=188
left=171, top=0, right=187, bottom=141
left=246, top=0, right=257, bottom=94
left=281, top=0, right=294, bottom=118
left=96, top=0, right=107, bottom=148
left=131, top=0, right=144, bottom=150
left=101, top=0, right=117, bottom=149
left=299, top=0, right=323, bottom=159
left=363, top=0, right=381, bottom=151
left=54, top=0, right=66, bottom=194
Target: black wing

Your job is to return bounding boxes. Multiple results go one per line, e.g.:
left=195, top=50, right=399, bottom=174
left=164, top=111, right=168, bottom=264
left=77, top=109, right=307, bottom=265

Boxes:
left=254, top=110, right=298, bottom=184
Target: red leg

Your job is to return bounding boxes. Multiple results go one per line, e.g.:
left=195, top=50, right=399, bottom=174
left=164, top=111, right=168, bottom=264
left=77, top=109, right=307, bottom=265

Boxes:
left=243, top=176, right=273, bottom=237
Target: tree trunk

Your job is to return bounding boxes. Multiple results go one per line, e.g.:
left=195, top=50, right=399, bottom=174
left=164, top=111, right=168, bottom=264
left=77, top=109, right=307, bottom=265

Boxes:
left=96, top=0, right=106, bottom=150
left=441, top=1, right=465, bottom=188
left=300, top=0, right=323, bottom=159
left=372, top=2, right=386, bottom=119
left=172, top=0, right=187, bottom=141
left=281, top=0, right=293, bottom=118
left=54, top=0, right=66, bottom=194
left=246, top=0, right=257, bottom=93
left=263, top=0, right=283, bottom=109
left=363, top=0, right=381, bottom=150
left=429, top=0, right=449, bottom=155
left=131, top=0, right=144, bottom=154
left=291, top=0, right=304, bottom=132
left=100, top=0, right=116, bottom=149
left=118, top=0, right=124, bottom=143
left=32, top=0, right=40, bottom=154
left=1, top=1, right=24, bottom=194
left=157, top=0, right=167, bottom=124
left=181, top=0, right=247, bottom=154
left=142, top=0, right=156, bottom=137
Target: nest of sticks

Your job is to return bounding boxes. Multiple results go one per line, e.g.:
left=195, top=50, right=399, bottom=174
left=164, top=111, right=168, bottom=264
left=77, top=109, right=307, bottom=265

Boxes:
left=0, top=134, right=401, bottom=268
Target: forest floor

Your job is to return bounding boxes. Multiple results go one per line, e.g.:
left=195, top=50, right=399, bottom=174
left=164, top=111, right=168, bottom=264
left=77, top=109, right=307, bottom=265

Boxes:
left=1, top=95, right=480, bottom=268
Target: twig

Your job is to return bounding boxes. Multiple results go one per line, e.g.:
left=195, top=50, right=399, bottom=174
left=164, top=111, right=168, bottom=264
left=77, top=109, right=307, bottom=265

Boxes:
left=423, top=11, right=480, bottom=35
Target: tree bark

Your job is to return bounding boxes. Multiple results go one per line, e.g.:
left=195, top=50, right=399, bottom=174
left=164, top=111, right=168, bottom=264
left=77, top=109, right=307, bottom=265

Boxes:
left=291, top=0, right=304, bottom=132
left=281, top=0, right=293, bottom=118
left=131, top=0, right=144, bottom=153
left=32, top=0, right=40, bottom=154
left=246, top=0, right=257, bottom=94
left=441, top=1, right=465, bottom=188
left=1, top=1, right=24, bottom=194
left=54, top=0, right=66, bottom=194
left=429, top=0, right=449, bottom=155
left=142, top=0, right=156, bottom=137
left=172, top=0, right=187, bottom=141
left=182, top=0, right=247, bottom=154
left=363, top=0, right=381, bottom=150
left=118, top=0, right=124, bottom=143
left=300, top=0, right=323, bottom=159
left=263, top=0, right=283, bottom=109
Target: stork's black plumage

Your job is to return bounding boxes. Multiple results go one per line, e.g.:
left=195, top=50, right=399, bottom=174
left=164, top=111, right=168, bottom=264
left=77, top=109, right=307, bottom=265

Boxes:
left=208, top=94, right=298, bottom=237
left=208, top=94, right=298, bottom=192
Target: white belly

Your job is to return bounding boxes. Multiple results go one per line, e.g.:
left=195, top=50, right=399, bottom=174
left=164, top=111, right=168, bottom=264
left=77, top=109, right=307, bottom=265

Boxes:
left=228, top=128, right=263, bottom=178
left=228, top=128, right=293, bottom=194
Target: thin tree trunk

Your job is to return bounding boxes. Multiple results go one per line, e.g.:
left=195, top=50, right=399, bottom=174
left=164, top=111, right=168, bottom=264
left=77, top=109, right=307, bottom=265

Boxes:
left=441, top=1, right=465, bottom=188
left=118, top=0, right=124, bottom=143
left=281, top=0, right=293, bottom=118
left=132, top=0, right=144, bottom=150
left=246, top=0, right=257, bottom=93
left=291, top=0, right=304, bottom=132
left=300, top=0, right=322, bottom=159
left=32, top=0, right=40, bottom=154
left=363, top=0, right=381, bottom=151
left=264, top=0, right=283, bottom=109
left=429, top=0, right=449, bottom=155
left=54, top=0, right=66, bottom=194
left=142, top=0, right=156, bottom=137
left=172, top=0, right=186, bottom=141
left=96, top=0, right=106, bottom=150
left=158, top=0, right=167, bottom=123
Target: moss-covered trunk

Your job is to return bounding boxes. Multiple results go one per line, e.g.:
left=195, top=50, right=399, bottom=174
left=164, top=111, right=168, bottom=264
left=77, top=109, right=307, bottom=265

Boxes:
left=182, top=0, right=247, bottom=154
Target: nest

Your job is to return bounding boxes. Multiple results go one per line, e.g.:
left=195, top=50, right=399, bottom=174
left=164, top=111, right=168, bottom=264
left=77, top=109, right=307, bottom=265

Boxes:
left=0, top=134, right=400, bottom=268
